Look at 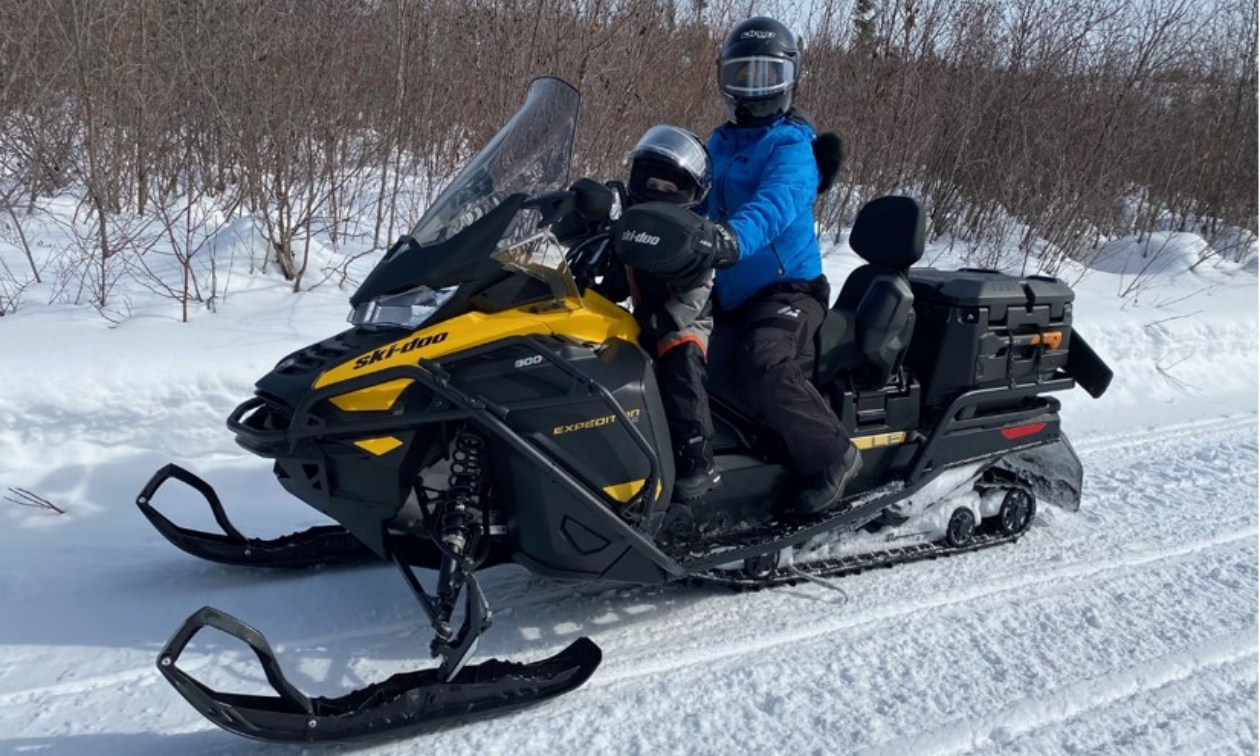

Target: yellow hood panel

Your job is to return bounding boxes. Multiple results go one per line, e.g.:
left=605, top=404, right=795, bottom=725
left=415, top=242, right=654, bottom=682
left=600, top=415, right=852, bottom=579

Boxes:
left=316, top=295, right=637, bottom=390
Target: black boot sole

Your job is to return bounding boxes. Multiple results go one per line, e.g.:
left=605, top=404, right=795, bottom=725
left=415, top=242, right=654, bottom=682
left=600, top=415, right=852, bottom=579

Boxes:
left=796, top=453, right=863, bottom=515
left=673, top=471, right=722, bottom=502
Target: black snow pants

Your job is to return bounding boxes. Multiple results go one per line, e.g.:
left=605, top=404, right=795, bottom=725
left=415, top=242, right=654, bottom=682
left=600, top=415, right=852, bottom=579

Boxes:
left=633, top=280, right=715, bottom=452
left=725, top=278, right=850, bottom=475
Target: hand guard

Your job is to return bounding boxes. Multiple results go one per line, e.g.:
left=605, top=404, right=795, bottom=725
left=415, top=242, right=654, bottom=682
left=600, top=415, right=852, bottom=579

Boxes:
left=523, top=190, right=585, bottom=246
left=524, top=178, right=617, bottom=247
left=612, top=202, right=715, bottom=289
left=570, top=178, right=614, bottom=225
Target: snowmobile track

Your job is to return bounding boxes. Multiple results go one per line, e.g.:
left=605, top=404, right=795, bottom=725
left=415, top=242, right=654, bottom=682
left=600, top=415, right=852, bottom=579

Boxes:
left=688, top=412, right=1257, bottom=589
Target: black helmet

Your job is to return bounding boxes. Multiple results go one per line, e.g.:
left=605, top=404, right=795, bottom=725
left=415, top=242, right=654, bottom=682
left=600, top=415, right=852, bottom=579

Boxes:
left=718, top=16, right=800, bottom=127
left=626, top=125, right=711, bottom=208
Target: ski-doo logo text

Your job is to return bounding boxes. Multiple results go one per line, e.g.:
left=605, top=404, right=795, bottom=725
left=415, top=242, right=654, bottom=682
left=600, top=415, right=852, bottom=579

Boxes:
left=741, top=30, right=775, bottom=39
left=621, top=230, right=660, bottom=246
left=553, top=408, right=642, bottom=436
left=352, top=331, right=449, bottom=369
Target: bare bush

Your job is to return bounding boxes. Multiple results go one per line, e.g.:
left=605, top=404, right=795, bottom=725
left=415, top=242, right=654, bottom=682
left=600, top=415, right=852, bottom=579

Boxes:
left=0, top=0, right=1252, bottom=316
left=4, top=487, right=66, bottom=514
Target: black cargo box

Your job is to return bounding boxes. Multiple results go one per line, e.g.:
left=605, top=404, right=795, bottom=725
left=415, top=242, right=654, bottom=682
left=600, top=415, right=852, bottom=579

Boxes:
left=905, top=268, right=1074, bottom=407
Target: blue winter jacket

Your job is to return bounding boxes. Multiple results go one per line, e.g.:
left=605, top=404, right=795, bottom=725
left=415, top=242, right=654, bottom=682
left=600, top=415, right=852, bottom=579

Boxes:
left=704, top=116, right=821, bottom=311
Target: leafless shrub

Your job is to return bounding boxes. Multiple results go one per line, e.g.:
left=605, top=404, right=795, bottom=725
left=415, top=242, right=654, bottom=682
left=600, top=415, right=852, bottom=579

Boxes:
left=0, top=0, right=1252, bottom=318
left=4, top=487, right=66, bottom=514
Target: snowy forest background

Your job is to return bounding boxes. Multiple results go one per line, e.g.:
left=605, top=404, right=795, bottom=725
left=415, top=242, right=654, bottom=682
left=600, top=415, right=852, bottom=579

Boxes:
left=0, top=0, right=1255, bottom=321
left=1, top=2, right=1257, bottom=753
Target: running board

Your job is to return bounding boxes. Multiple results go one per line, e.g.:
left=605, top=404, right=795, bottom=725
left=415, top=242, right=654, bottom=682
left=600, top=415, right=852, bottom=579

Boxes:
left=692, top=530, right=1021, bottom=588
left=674, top=481, right=911, bottom=572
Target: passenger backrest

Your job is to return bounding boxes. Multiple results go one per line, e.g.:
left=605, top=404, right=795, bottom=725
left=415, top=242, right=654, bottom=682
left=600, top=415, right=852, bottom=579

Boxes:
left=833, top=196, right=925, bottom=387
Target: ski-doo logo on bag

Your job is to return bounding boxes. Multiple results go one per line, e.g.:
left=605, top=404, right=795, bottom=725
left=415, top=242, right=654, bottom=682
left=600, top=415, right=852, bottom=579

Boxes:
left=621, top=230, right=660, bottom=246
left=352, top=331, right=449, bottom=369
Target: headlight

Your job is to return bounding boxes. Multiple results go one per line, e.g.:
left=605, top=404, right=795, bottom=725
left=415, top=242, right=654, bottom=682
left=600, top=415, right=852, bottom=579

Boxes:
left=348, top=286, right=456, bottom=329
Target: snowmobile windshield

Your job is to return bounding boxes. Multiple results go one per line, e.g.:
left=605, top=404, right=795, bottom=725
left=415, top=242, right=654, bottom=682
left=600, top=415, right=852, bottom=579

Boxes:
left=408, top=77, right=579, bottom=249
left=349, top=77, right=581, bottom=328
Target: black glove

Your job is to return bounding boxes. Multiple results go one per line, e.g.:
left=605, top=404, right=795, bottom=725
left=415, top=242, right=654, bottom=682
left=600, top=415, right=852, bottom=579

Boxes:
left=570, top=178, right=614, bottom=225
left=711, top=222, right=740, bottom=268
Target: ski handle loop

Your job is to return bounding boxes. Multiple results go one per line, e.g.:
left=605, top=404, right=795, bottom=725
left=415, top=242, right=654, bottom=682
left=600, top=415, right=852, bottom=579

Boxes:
left=137, top=463, right=248, bottom=543
left=159, top=606, right=314, bottom=717
left=134, top=463, right=379, bottom=569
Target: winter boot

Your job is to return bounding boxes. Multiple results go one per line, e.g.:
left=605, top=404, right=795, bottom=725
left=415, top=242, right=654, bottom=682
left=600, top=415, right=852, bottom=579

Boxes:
left=673, top=436, right=720, bottom=502
left=796, top=443, right=863, bottom=515
left=657, top=501, right=698, bottom=547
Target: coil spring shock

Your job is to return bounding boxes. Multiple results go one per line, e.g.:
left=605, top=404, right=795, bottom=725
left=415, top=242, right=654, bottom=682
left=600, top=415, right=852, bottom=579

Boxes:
left=442, top=431, right=485, bottom=551
left=431, top=430, right=488, bottom=642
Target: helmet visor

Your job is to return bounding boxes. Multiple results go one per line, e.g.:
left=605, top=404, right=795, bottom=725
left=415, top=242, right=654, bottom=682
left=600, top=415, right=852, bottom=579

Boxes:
left=630, top=125, right=710, bottom=187
left=719, top=56, right=795, bottom=98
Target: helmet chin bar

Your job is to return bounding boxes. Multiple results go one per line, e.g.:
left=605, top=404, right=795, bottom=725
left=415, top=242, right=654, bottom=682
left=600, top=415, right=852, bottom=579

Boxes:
left=722, top=91, right=792, bottom=127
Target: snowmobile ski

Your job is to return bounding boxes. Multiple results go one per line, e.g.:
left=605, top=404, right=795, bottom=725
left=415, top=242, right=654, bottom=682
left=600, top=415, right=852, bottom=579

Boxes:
left=157, top=605, right=601, bottom=743
left=136, top=464, right=379, bottom=569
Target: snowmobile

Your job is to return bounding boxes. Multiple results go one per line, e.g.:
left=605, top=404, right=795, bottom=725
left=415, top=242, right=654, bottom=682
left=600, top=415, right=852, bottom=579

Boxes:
left=135, top=76, right=1113, bottom=743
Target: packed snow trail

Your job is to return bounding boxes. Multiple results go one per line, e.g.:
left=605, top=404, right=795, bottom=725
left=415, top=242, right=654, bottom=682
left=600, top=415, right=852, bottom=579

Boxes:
left=1, top=217, right=1255, bottom=753
left=0, top=414, right=1253, bottom=755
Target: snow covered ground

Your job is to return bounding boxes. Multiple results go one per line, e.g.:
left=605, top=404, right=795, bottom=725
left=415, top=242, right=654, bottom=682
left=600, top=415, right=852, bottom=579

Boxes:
left=0, top=212, right=1256, bottom=755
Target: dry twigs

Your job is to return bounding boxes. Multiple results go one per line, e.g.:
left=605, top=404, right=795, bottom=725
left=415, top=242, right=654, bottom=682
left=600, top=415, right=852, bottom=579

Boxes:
left=4, top=487, right=66, bottom=515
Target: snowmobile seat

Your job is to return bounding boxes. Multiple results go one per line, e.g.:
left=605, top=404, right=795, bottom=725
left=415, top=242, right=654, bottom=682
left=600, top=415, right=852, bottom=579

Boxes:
left=814, top=195, right=924, bottom=389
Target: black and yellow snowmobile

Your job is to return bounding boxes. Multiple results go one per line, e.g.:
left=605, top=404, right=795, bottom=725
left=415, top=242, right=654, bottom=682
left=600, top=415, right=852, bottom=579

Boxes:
left=136, top=77, right=1113, bottom=743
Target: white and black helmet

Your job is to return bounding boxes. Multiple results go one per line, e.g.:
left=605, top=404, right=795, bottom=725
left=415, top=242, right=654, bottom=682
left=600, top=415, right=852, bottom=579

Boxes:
left=718, top=16, right=800, bottom=127
left=627, top=125, right=712, bottom=208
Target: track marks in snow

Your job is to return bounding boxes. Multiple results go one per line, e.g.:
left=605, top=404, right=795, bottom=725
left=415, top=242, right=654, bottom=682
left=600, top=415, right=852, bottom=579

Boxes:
left=535, top=416, right=1256, bottom=756
left=588, top=416, right=1257, bottom=691
left=851, top=631, right=1257, bottom=756
left=2, top=406, right=1254, bottom=754
left=6, top=414, right=1253, bottom=710
left=1069, top=412, right=1256, bottom=458
left=0, top=665, right=158, bottom=708
left=589, top=527, right=1257, bottom=691
left=545, top=531, right=1256, bottom=756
